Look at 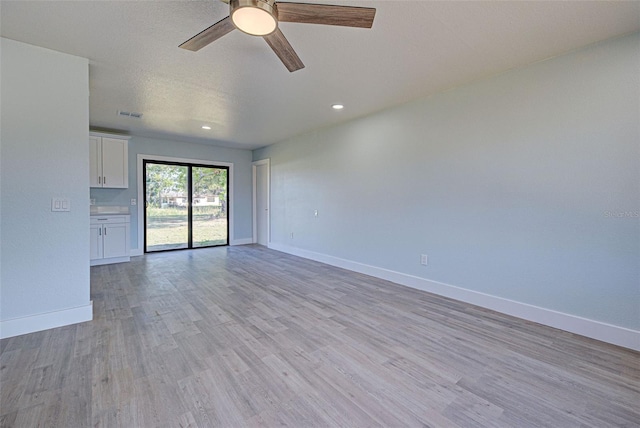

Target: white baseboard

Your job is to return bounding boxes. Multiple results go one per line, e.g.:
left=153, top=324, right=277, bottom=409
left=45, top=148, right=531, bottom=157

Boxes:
left=130, top=248, right=143, bottom=256
left=90, top=256, right=130, bottom=266
left=268, top=243, right=640, bottom=351
left=0, top=302, right=93, bottom=339
left=231, top=238, right=254, bottom=246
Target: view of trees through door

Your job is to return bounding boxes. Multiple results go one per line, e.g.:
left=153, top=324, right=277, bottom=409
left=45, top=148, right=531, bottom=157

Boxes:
left=144, top=161, right=228, bottom=252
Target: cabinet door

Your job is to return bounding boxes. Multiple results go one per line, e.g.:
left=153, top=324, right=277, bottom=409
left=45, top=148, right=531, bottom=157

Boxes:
left=89, top=136, right=102, bottom=187
left=102, top=223, right=128, bottom=259
left=90, top=224, right=103, bottom=260
left=101, top=138, right=128, bottom=188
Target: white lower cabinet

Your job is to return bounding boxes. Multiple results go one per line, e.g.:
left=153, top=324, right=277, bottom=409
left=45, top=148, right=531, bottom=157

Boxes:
left=90, top=215, right=130, bottom=266
left=90, top=224, right=103, bottom=260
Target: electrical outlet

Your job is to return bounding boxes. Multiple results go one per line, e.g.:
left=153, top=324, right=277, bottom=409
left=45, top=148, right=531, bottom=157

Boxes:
left=420, top=254, right=428, bottom=266
left=314, top=210, right=318, bottom=217
left=131, top=198, right=137, bottom=206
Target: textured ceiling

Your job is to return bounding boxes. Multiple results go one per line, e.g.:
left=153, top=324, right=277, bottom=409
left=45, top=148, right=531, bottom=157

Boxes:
left=1, top=1, right=639, bottom=150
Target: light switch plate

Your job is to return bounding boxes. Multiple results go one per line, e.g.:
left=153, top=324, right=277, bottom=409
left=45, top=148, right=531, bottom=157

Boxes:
left=52, top=198, right=70, bottom=212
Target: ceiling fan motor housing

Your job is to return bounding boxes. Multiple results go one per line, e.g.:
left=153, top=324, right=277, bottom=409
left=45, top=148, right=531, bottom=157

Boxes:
left=230, top=0, right=279, bottom=36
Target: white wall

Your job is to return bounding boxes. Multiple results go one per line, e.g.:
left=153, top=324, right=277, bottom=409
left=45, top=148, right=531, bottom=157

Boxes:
left=254, top=33, right=640, bottom=348
left=90, top=135, right=254, bottom=251
left=0, top=38, right=92, bottom=338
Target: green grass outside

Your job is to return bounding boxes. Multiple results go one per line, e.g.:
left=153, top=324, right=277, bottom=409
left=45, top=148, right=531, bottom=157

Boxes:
left=146, top=206, right=222, bottom=217
left=146, top=216, right=228, bottom=251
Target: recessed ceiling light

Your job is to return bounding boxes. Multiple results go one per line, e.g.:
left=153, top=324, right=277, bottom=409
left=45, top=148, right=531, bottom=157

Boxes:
left=332, top=104, right=344, bottom=110
left=202, top=125, right=212, bottom=130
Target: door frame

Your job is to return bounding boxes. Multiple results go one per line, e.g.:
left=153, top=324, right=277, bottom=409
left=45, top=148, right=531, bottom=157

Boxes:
left=137, top=154, right=234, bottom=254
left=252, top=159, right=270, bottom=245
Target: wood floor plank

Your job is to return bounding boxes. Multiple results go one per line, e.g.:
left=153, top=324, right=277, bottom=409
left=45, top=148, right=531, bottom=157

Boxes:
left=1, top=245, right=638, bottom=427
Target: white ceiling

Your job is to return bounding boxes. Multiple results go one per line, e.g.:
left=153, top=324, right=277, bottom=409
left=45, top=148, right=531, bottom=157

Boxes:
left=1, top=1, right=639, bottom=150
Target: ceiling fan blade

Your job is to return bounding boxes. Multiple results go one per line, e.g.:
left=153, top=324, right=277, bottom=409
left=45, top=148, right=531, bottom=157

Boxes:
left=179, top=16, right=235, bottom=51
left=264, top=28, right=305, bottom=72
left=276, top=3, right=376, bottom=28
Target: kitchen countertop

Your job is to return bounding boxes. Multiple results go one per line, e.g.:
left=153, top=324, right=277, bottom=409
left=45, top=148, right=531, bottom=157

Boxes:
left=90, top=206, right=130, bottom=216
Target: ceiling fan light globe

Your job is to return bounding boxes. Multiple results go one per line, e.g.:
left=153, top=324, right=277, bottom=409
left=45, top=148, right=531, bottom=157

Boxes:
left=231, top=0, right=278, bottom=36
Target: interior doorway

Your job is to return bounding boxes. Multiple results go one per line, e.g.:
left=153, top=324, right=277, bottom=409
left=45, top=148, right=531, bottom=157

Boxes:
left=144, top=160, right=229, bottom=252
left=253, top=159, right=270, bottom=246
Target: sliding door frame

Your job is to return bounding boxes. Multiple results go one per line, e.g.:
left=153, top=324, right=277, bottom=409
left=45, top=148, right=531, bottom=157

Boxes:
left=252, top=158, right=270, bottom=245
left=136, top=154, right=234, bottom=255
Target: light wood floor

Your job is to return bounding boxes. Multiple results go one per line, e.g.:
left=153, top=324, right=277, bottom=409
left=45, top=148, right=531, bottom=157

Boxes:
left=1, top=245, right=638, bottom=427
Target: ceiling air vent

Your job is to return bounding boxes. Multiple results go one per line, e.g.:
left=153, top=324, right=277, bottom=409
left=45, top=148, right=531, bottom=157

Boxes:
left=118, top=110, right=143, bottom=119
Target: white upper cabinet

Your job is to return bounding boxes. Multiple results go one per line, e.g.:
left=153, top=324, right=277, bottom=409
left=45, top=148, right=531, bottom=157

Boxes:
left=90, top=132, right=130, bottom=188
left=89, top=136, right=102, bottom=187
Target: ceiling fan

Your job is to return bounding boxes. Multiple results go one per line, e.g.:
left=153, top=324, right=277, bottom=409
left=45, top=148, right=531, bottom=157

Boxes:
left=179, top=0, right=376, bottom=72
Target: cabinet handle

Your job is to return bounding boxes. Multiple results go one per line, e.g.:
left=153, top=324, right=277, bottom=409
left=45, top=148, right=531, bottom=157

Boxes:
left=103, top=176, right=106, bottom=185
left=104, top=227, right=107, bottom=236
left=98, top=176, right=101, bottom=184
left=99, top=227, right=102, bottom=236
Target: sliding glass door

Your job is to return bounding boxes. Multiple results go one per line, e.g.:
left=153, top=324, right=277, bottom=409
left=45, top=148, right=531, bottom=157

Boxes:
left=192, top=166, right=228, bottom=248
left=144, top=161, right=228, bottom=252
left=145, top=163, right=189, bottom=251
